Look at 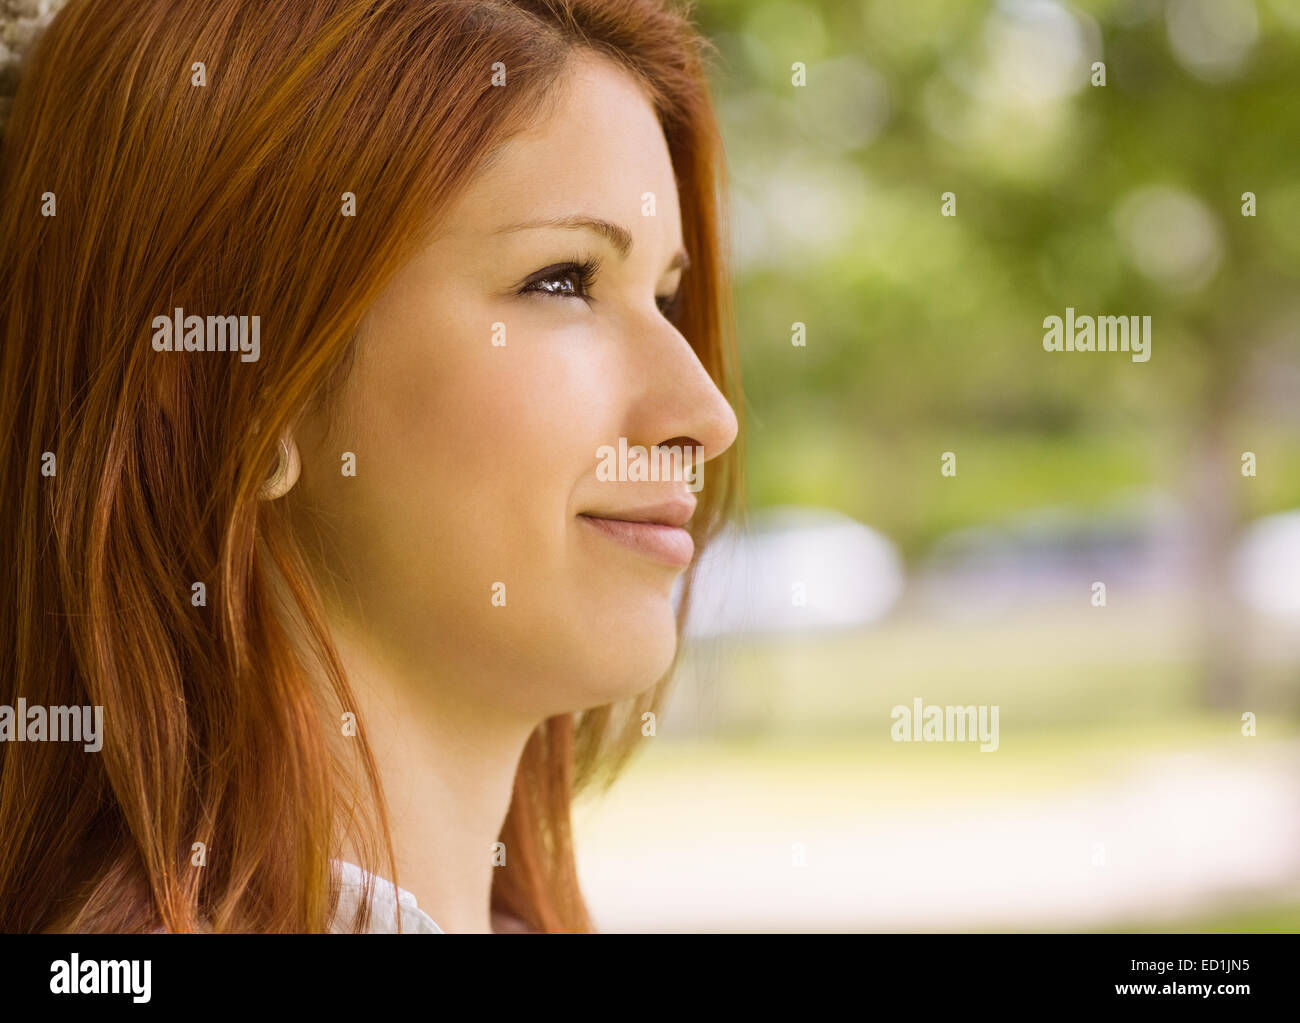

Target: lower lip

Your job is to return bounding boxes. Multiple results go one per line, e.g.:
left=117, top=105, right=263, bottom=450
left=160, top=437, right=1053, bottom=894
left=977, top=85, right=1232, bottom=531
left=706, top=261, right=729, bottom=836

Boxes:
left=579, top=515, right=695, bottom=567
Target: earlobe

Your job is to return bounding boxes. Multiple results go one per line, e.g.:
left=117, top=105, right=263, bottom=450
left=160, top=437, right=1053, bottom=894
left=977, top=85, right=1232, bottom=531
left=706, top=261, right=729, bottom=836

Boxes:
left=258, top=435, right=301, bottom=500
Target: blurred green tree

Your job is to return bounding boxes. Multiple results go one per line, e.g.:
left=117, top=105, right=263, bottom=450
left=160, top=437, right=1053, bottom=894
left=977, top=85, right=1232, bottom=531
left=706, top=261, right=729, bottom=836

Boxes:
left=696, top=0, right=1300, bottom=705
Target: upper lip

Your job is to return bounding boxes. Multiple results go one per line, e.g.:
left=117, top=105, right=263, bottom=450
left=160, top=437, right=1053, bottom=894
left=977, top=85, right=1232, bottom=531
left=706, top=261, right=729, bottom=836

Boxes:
left=579, top=496, right=696, bottom=528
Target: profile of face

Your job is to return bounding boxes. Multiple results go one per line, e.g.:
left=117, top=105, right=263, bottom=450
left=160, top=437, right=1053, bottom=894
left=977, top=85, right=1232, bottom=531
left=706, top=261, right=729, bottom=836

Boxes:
left=289, top=51, right=738, bottom=722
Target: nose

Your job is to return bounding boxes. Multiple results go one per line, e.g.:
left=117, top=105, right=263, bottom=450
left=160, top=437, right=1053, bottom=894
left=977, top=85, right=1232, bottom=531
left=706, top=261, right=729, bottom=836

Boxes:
left=622, top=313, right=739, bottom=470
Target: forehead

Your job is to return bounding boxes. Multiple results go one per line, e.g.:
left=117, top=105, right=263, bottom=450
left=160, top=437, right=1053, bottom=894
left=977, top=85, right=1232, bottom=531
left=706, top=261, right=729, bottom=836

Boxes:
left=437, top=52, right=682, bottom=239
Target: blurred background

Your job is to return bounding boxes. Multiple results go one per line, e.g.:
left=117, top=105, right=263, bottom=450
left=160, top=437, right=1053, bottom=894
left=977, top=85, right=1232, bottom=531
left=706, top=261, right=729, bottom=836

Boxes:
left=574, top=0, right=1300, bottom=931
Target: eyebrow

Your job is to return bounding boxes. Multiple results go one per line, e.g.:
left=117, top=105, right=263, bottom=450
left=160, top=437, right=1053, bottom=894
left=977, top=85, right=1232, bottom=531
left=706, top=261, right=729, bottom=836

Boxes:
left=493, top=214, right=691, bottom=273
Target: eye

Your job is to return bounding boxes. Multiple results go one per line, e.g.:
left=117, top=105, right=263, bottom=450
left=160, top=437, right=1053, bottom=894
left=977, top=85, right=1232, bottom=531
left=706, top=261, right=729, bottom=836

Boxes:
left=518, top=258, right=600, bottom=303
left=656, top=289, right=683, bottom=319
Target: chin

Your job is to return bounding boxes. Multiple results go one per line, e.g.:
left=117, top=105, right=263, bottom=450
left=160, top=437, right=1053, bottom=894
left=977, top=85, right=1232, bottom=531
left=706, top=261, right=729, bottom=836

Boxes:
left=569, top=602, right=682, bottom=707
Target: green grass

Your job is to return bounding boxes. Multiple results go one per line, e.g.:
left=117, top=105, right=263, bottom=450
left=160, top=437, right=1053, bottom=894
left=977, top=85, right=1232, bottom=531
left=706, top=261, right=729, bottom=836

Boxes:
left=1098, top=902, right=1300, bottom=934
left=588, top=714, right=1300, bottom=811
left=675, top=598, right=1300, bottom=740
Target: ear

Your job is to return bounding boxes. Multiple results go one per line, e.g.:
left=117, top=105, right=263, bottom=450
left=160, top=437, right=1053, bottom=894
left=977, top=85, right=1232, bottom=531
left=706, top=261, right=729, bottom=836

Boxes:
left=258, top=434, right=301, bottom=501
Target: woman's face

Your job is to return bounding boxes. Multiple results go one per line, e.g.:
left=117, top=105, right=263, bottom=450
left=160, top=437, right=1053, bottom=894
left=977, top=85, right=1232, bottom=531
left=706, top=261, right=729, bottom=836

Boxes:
left=291, top=52, right=737, bottom=719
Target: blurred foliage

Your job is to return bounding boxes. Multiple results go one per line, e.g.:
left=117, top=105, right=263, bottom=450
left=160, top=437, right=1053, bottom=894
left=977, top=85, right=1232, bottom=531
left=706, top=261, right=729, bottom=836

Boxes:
left=694, top=0, right=1300, bottom=556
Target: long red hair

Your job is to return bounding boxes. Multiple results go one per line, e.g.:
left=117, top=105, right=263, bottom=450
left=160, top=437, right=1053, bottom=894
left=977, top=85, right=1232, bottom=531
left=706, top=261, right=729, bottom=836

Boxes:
left=0, top=0, right=741, bottom=933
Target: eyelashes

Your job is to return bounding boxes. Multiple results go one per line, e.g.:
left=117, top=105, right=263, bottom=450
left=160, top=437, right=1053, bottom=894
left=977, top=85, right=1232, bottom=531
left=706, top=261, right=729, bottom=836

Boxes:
left=517, top=255, right=683, bottom=318
left=656, top=286, right=683, bottom=320
left=518, top=256, right=602, bottom=304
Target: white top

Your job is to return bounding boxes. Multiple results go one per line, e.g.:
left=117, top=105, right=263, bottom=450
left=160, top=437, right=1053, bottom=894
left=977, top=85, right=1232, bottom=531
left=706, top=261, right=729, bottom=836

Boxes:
left=331, top=860, right=444, bottom=934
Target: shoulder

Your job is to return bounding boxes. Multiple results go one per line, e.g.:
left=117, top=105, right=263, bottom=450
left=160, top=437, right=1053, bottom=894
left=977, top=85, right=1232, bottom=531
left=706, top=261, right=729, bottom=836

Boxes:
left=332, top=859, right=443, bottom=934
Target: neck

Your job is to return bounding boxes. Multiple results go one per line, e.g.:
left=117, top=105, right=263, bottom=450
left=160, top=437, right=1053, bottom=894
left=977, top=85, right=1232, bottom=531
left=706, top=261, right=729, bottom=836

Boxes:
left=326, top=622, right=537, bottom=934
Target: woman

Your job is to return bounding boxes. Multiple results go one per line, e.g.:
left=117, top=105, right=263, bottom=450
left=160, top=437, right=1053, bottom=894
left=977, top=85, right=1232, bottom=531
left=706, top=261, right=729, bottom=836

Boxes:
left=0, top=0, right=741, bottom=933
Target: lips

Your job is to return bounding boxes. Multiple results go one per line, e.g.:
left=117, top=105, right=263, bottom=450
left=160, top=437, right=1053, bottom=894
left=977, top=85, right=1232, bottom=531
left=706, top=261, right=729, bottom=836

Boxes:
left=578, top=497, right=697, bottom=567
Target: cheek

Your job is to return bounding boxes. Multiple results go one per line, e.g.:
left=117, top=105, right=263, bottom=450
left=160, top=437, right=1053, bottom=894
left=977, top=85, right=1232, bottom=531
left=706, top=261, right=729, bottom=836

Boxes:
left=335, top=308, right=619, bottom=627
left=368, top=314, right=613, bottom=531
left=317, top=293, right=678, bottom=712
